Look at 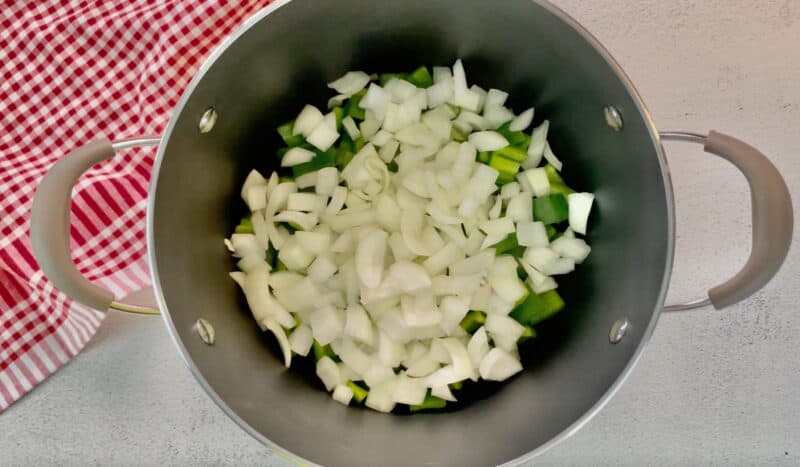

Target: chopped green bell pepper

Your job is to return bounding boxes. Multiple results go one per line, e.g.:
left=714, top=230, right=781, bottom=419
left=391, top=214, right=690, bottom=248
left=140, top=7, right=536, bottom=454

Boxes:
left=459, top=310, right=486, bottom=334
left=493, top=145, right=527, bottom=163
left=518, top=325, right=537, bottom=343
left=477, top=151, right=491, bottom=164
left=312, top=340, right=335, bottom=362
left=406, top=66, right=434, bottom=88
left=510, top=290, right=565, bottom=326
left=410, top=393, right=447, bottom=412
left=234, top=217, right=254, bottom=234
left=490, top=154, right=521, bottom=184
left=379, top=73, right=404, bottom=86
left=277, top=121, right=305, bottom=147
left=292, top=150, right=335, bottom=177
left=347, top=381, right=369, bottom=403
left=450, top=126, right=468, bottom=142
left=496, top=122, right=531, bottom=148
left=346, top=89, right=367, bottom=120
left=332, top=106, right=345, bottom=131
left=493, top=234, right=518, bottom=254
left=450, top=381, right=464, bottom=391
left=533, top=194, right=569, bottom=224
left=545, top=164, right=575, bottom=196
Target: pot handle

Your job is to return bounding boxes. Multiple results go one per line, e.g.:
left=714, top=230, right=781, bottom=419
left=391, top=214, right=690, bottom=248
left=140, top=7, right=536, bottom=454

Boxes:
left=661, top=130, right=793, bottom=311
left=30, top=137, right=162, bottom=315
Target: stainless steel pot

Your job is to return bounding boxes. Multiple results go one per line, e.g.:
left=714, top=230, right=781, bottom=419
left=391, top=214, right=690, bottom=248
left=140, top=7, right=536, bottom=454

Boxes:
left=29, top=1, right=793, bottom=466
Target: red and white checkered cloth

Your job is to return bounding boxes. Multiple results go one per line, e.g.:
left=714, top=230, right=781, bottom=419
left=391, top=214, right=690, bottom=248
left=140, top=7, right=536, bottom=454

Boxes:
left=0, top=0, right=273, bottom=412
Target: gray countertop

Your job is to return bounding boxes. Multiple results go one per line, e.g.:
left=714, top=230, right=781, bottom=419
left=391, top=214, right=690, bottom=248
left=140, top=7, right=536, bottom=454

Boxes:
left=3, top=1, right=799, bottom=466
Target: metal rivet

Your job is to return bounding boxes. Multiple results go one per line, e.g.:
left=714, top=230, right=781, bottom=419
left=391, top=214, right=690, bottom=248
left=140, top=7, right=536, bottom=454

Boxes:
left=604, top=105, right=623, bottom=131
left=195, top=318, right=216, bottom=345
left=198, top=107, right=217, bottom=134
left=609, top=318, right=630, bottom=344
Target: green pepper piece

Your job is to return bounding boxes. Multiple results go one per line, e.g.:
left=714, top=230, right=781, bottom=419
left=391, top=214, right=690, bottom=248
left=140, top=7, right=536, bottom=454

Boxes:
left=346, top=89, right=367, bottom=120
left=334, top=145, right=355, bottom=170
left=459, top=310, right=486, bottom=334
left=518, top=325, right=537, bottom=343
left=510, top=290, right=565, bottom=326
left=545, top=224, right=559, bottom=240
left=533, top=194, right=569, bottom=224
left=234, top=217, right=254, bottom=234
left=265, top=245, right=276, bottom=265
left=312, top=340, right=335, bottom=361
left=275, top=259, right=288, bottom=271
left=353, top=136, right=366, bottom=152
left=493, top=234, right=518, bottom=254
left=292, top=150, right=335, bottom=178
left=277, top=121, right=305, bottom=147
left=346, top=381, right=369, bottom=403
left=406, top=66, right=434, bottom=88
left=493, top=145, right=528, bottom=163
left=450, top=381, right=464, bottom=391
left=544, top=164, right=575, bottom=196
left=477, top=151, right=491, bottom=164
left=379, top=73, right=404, bottom=86
left=410, top=393, right=447, bottom=412
left=496, top=122, right=531, bottom=147
left=332, top=106, right=345, bottom=131
left=450, top=126, right=468, bottom=142
left=490, top=155, right=521, bottom=184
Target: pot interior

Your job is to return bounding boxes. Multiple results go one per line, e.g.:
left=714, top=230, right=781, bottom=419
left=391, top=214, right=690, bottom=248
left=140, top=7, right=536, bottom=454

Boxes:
left=150, top=0, right=672, bottom=465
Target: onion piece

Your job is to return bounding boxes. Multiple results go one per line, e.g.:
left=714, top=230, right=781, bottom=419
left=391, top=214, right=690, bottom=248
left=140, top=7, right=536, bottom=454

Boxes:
left=263, top=317, right=292, bottom=368
left=332, top=384, right=354, bottom=406
left=287, top=193, right=326, bottom=213
left=342, top=116, right=361, bottom=140
left=293, top=105, right=324, bottom=137
left=523, top=246, right=559, bottom=272
left=289, top=324, right=314, bottom=357
left=479, top=348, right=522, bottom=381
left=422, top=243, right=465, bottom=275
left=273, top=211, right=318, bottom=231
left=328, top=71, right=371, bottom=96
left=524, top=120, right=549, bottom=169
left=484, top=88, right=508, bottom=108
left=551, top=236, right=592, bottom=263
left=439, top=295, right=471, bottom=334
left=330, top=338, right=371, bottom=375
left=307, top=114, right=339, bottom=151
left=486, top=313, right=525, bottom=341
left=567, top=192, right=595, bottom=235
left=468, top=131, right=509, bottom=152
left=483, top=106, right=515, bottom=129
left=516, top=221, right=549, bottom=247
left=308, top=254, right=337, bottom=283
left=316, top=356, right=342, bottom=391
left=488, top=274, right=528, bottom=304
left=355, top=229, right=388, bottom=288
left=281, top=147, right=315, bottom=167
left=309, top=305, right=345, bottom=345
left=388, top=260, right=432, bottom=293
left=432, top=385, right=457, bottom=402
left=365, top=378, right=397, bottom=413
left=240, top=169, right=266, bottom=201
left=543, top=141, right=563, bottom=171
left=505, top=194, right=533, bottom=223
left=294, top=230, right=332, bottom=255
left=509, top=107, right=534, bottom=131
left=393, top=374, right=428, bottom=405
left=363, top=361, right=396, bottom=387
left=467, top=326, right=490, bottom=367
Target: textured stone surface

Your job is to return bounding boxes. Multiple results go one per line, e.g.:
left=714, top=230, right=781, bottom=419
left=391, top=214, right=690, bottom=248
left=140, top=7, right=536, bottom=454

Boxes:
left=2, top=1, right=798, bottom=465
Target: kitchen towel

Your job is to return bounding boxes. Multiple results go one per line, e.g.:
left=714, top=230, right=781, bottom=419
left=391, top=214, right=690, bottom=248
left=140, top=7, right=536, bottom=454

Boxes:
left=0, top=0, right=272, bottom=412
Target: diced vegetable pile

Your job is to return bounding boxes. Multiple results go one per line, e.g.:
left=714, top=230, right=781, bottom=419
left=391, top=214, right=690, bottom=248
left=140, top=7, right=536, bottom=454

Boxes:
left=226, top=60, right=594, bottom=413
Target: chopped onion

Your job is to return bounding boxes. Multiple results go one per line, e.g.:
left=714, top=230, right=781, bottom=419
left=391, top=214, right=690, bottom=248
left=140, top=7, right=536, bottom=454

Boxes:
left=523, top=120, right=549, bottom=169
left=289, top=323, right=313, bottom=357
left=467, top=326, right=490, bottom=367
left=439, top=295, right=471, bottom=334
left=483, top=106, right=515, bottom=129
left=516, top=221, right=549, bottom=247
left=308, top=254, right=337, bottom=283
left=432, top=385, right=457, bottom=402
left=509, top=107, right=534, bottom=131
left=240, top=169, right=266, bottom=201
left=468, top=131, right=509, bottom=152
left=332, top=384, right=354, bottom=406
left=328, top=71, right=371, bottom=96
left=316, top=356, right=341, bottom=391
left=245, top=185, right=268, bottom=212
left=293, top=105, right=324, bottom=137
left=355, top=229, right=388, bottom=288
left=388, top=260, right=432, bottom=293
left=309, top=305, right=345, bottom=345
left=567, top=192, right=595, bottom=235
left=393, top=374, right=427, bottom=405
left=342, top=116, right=361, bottom=140
left=543, top=141, right=562, bottom=171
left=281, top=147, right=315, bottom=167
left=479, top=348, right=522, bottom=381
left=484, top=88, right=508, bottom=109
left=551, top=236, right=591, bottom=263
left=523, top=246, right=560, bottom=272
left=307, top=114, right=339, bottom=151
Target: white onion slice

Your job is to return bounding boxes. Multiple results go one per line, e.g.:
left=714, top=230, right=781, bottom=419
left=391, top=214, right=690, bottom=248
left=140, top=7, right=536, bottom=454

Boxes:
left=289, top=323, right=313, bottom=357
left=509, top=107, right=534, bottom=131
left=543, top=141, right=563, bottom=171
left=516, top=221, right=549, bottom=247
left=332, top=384, right=354, bottom=405
left=355, top=229, right=387, bottom=288
left=468, top=131, right=509, bottom=152
left=316, top=356, right=342, bottom=391
left=281, top=147, right=315, bottom=167
left=524, top=120, right=549, bottom=169
left=479, top=348, right=522, bottom=381
left=567, top=192, right=595, bottom=235
left=550, top=236, right=592, bottom=263
left=467, top=326, right=490, bottom=367
left=309, top=305, right=345, bottom=345
left=293, top=105, right=324, bottom=137
left=328, top=71, right=371, bottom=96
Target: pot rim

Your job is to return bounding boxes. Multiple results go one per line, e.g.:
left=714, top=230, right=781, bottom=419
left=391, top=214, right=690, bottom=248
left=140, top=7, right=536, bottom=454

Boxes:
left=145, top=0, right=676, bottom=464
